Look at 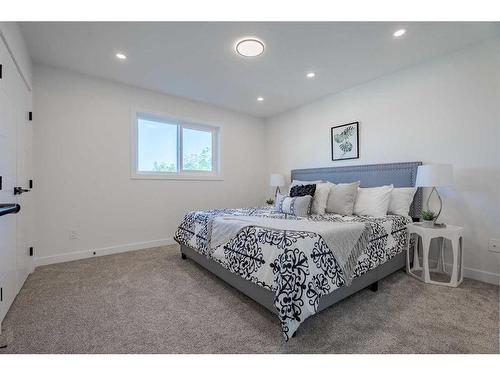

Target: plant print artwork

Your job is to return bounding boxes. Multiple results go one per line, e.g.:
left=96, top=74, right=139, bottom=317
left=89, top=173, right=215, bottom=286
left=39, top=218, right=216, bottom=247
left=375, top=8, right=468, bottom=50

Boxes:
left=331, top=122, right=359, bottom=160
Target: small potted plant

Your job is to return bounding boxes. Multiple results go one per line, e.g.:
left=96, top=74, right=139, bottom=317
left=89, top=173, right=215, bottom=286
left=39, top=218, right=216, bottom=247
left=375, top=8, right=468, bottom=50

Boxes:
left=421, top=210, right=437, bottom=227
left=266, top=198, right=275, bottom=206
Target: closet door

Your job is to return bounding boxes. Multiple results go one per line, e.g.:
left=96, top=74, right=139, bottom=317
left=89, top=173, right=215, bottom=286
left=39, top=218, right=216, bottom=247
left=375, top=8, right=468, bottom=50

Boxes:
left=0, top=44, right=19, bottom=323
left=0, top=34, right=33, bottom=328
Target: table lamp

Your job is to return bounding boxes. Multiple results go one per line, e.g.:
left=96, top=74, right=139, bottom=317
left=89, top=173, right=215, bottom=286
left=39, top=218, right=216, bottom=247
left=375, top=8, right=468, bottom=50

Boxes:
left=415, top=164, right=453, bottom=226
left=270, top=173, right=285, bottom=198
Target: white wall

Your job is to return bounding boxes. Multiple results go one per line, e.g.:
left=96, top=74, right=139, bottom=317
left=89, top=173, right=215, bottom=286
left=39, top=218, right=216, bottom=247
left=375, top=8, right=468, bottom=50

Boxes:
left=265, top=38, right=500, bottom=284
left=0, top=22, right=32, bottom=89
left=33, top=65, right=267, bottom=265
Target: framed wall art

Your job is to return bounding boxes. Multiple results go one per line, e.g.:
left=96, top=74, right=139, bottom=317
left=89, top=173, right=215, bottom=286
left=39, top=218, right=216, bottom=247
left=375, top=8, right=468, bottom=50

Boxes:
left=331, top=121, right=359, bottom=161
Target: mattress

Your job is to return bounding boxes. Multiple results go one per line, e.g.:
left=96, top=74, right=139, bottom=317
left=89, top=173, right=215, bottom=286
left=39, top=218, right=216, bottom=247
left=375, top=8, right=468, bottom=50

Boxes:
left=174, top=206, right=411, bottom=339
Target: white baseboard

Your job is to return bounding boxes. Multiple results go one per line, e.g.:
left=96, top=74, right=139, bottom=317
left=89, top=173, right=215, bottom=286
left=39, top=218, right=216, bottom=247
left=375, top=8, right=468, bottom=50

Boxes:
left=34, top=238, right=177, bottom=267
left=436, top=260, right=500, bottom=285
left=462, top=266, right=500, bottom=286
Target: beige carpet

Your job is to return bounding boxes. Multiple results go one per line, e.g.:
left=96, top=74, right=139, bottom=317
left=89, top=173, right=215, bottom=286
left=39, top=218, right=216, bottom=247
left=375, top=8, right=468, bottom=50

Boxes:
left=0, top=245, right=498, bottom=354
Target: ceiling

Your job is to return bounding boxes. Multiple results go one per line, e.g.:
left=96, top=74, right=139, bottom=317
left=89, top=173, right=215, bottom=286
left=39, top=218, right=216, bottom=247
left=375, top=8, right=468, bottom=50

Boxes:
left=20, top=22, right=500, bottom=118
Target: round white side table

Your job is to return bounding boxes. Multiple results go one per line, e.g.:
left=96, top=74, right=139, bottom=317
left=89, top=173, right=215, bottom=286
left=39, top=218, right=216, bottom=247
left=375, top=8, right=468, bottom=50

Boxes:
left=406, top=223, right=464, bottom=287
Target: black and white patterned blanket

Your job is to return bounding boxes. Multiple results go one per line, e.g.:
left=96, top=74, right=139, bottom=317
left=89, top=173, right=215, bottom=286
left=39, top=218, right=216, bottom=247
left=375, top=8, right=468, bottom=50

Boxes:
left=174, top=206, right=410, bottom=340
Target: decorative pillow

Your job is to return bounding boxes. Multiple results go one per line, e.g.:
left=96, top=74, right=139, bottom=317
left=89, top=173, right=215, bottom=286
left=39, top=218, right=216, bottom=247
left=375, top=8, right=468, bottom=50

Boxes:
left=353, top=185, right=394, bottom=217
left=290, top=184, right=316, bottom=197
left=325, top=181, right=360, bottom=215
left=275, top=193, right=312, bottom=217
left=310, top=182, right=331, bottom=215
left=388, top=187, right=417, bottom=216
left=288, top=179, right=323, bottom=194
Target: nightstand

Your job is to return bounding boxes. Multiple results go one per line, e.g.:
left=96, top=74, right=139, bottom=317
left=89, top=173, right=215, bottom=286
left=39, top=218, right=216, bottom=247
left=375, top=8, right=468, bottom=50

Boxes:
left=406, top=223, right=464, bottom=287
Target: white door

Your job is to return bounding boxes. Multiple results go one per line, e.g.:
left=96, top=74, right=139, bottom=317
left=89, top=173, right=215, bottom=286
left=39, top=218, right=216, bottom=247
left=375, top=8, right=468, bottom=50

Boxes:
left=0, top=55, right=19, bottom=323
left=0, top=36, right=33, bottom=326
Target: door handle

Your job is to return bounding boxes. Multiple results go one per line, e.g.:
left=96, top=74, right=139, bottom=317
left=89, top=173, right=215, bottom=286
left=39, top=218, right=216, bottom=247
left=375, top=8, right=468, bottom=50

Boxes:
left=0, top=203, right=21, bottom=216
left=14, top=186, right=30, bottom=195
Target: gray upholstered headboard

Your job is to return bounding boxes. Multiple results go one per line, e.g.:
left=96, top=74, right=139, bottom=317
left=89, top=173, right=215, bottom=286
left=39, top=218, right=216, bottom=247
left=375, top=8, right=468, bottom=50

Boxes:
left=291, top=161, right=423, bottom=219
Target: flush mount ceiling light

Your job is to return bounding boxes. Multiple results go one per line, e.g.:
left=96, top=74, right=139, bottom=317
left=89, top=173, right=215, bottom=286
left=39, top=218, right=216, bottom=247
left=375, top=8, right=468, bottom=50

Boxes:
left=306, top=72, right=316, bottom=79
left=393, top=29, right=406, bottom=38
left=235, top=38, right=265, bottom=57
left=256, top=96, right=264, bottom=102
left=115, top=52, right=127, bottom=60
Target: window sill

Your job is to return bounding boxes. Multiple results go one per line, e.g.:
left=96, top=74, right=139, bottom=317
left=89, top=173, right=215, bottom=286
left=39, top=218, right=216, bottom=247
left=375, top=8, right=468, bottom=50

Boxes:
left=131, top=173, right=224, bottom=181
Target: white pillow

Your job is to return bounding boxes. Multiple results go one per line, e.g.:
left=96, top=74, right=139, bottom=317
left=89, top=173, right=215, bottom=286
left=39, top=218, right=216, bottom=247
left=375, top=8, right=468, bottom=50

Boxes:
left=388, top=187, right=417, bottom=216
left=353, top=185, right=394, bottom=217
left=310, top=182, right=330, bottom=215
left=275, top=193, right=313, bottom=217
left=288, top=179, right=323, bottom=194
left=325, top=181, right=360, bottom=215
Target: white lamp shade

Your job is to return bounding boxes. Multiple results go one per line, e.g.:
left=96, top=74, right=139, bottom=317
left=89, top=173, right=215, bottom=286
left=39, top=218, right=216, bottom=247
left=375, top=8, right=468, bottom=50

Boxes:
left=269, top=173, right=285, bottom=187
left=416, top=164, right=453, bottom=187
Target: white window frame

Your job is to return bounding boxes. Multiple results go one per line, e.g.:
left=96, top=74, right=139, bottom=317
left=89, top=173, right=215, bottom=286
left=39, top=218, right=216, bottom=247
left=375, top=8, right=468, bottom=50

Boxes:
left=131, top=110, right=221, bottom=180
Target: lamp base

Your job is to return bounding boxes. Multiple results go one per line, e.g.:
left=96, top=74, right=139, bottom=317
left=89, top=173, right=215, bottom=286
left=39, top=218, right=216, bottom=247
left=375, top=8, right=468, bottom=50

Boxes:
left=433, top=222, right=447, bottom=228
left=275, top=186, right=281, bottom=199
left=416, top=222, right=447, bottom=228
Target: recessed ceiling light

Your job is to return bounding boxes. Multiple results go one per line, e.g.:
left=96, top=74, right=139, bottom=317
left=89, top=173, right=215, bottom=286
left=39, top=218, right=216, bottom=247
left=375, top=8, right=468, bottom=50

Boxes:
left=393, top=29, right=406, bottom=38
left=115, top=53, right=127, bottom=60
left=235, top=38, right=265, bottom=57
left=306, top=72, right=316, bottom=79
left=257, top=96, right=264, bottom=102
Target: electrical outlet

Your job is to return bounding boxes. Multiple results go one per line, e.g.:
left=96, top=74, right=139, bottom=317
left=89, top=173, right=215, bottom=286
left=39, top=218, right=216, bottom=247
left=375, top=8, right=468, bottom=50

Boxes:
left=489, top=239, right=500, bottom=253
left=69, top=230, right=78, bottom=240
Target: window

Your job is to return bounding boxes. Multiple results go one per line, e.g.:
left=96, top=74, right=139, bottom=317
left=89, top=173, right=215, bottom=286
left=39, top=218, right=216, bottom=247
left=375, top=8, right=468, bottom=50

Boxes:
left=133, top=112, right=220, bottom=179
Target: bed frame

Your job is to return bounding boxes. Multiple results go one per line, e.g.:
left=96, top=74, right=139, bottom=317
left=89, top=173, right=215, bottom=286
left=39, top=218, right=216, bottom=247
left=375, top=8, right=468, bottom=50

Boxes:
left=179, top=161, right=422, bottom=336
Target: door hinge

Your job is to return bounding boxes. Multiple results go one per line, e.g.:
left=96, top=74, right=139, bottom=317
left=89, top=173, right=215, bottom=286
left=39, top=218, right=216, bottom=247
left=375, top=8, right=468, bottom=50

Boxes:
left=0, top=286, right=3, bottom=302
left=0, top=64, right=2, bottom=79
left=0, top=176, right=2, bottom=190
left=29, top=247, right=34, bottom=257
left=28, top=111, right=33, bottom=121
left=29, top=179, right=33, bottom=189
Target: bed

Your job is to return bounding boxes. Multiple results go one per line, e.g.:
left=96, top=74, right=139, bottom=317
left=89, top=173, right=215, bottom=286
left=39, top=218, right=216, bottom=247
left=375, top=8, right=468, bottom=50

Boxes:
left=174, top=162, right=422, bottom=340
